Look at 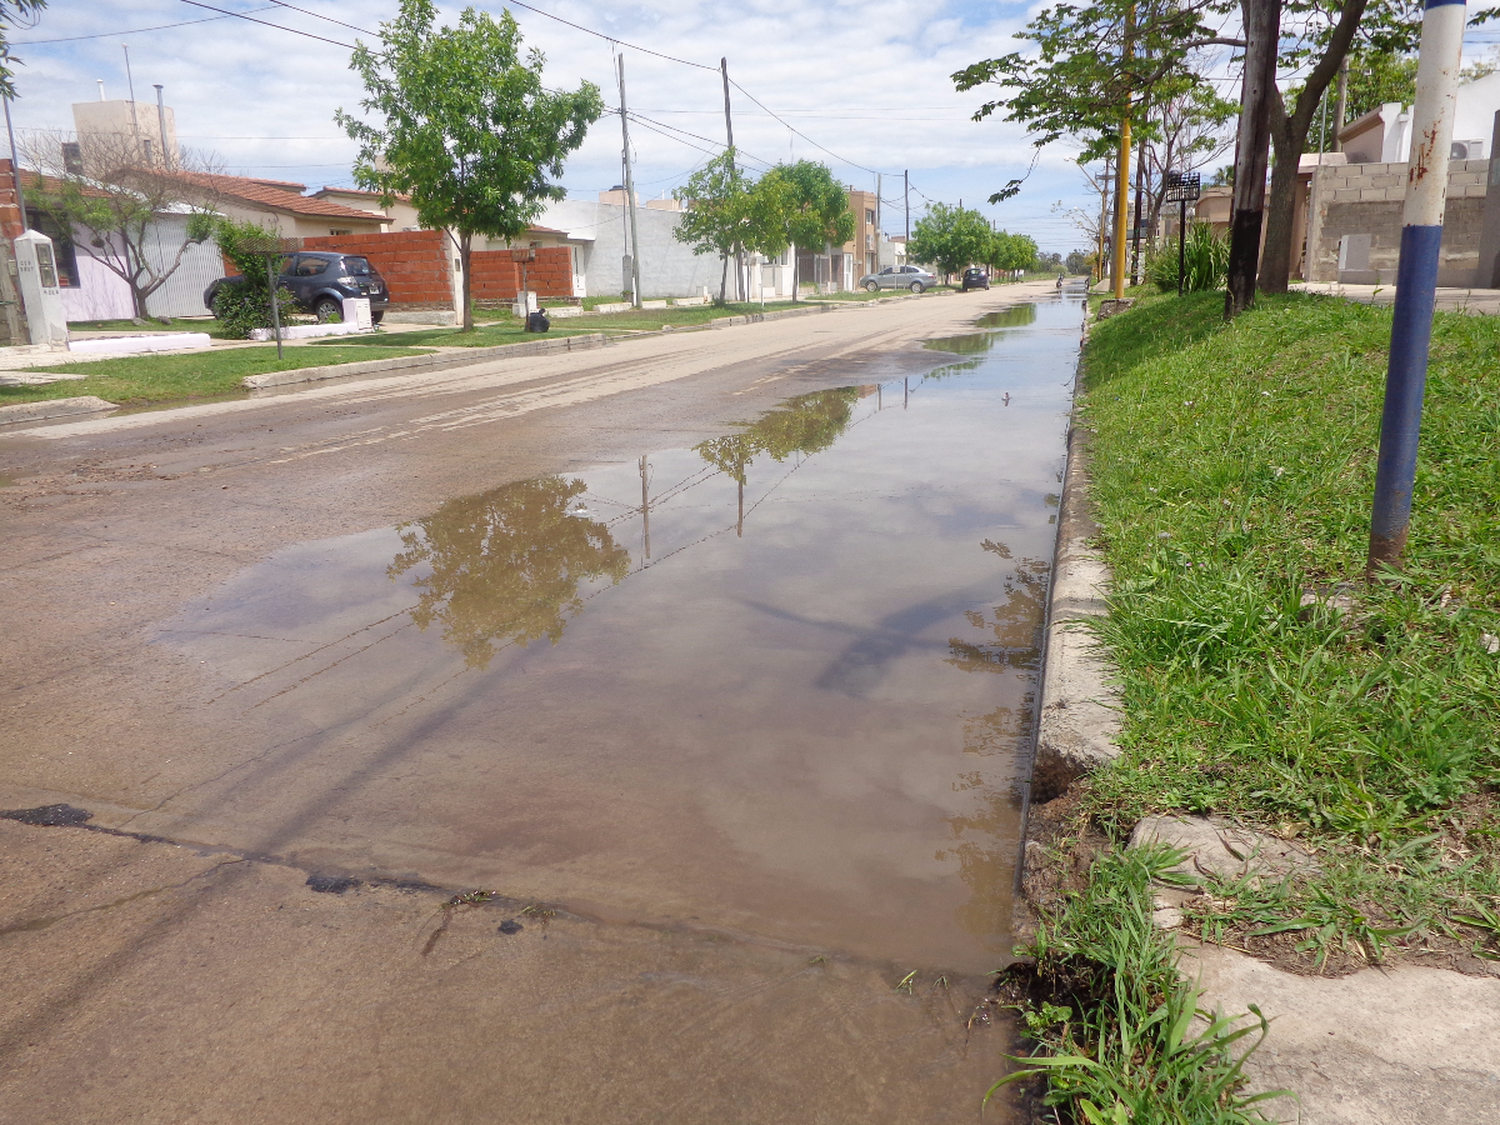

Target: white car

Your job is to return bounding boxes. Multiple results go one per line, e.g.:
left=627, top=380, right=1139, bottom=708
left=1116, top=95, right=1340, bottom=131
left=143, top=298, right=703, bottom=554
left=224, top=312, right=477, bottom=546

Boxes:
left=858, top=265, right=937, bottom=293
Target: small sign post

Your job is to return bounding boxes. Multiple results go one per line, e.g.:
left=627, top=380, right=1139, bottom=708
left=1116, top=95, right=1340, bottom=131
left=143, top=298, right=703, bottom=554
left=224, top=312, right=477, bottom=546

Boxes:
left=1164, top=172, right=1202, bottom=296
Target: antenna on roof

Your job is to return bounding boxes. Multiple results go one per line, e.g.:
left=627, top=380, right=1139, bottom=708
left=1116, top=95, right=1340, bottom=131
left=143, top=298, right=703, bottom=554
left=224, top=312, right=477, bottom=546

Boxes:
left=97, top=79, right=105, bottom=101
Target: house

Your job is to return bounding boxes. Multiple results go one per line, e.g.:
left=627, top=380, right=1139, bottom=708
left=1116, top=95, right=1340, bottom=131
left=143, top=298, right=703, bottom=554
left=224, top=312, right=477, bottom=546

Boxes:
left=176, top=173, right=388, bottom=239
left=310, top=186, right=422, bottom=232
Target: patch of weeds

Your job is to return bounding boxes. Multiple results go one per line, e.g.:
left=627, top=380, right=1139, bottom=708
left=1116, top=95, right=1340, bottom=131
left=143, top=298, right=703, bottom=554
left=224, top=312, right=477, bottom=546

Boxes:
left=995, top=847, right=1284, bottom=1123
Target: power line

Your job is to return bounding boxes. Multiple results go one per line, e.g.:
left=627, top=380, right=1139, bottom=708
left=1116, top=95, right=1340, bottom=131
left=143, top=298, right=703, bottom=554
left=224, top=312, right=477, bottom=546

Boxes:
left=499, top=0, right=717, bottom=72
left=177, top=0, right=356, bottom=49
left=263, top=0, right=375, bottom=37
left=727, top=78, right=893, bottom=178
left=14, top=7, right=279, bottom=44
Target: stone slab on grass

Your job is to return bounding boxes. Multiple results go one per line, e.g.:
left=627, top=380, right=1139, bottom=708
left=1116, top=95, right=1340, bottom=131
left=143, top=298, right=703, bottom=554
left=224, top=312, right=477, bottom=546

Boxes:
left=1182, top=943, right=1500, bottom=1125
left=0, top=396, right=118, bottom=425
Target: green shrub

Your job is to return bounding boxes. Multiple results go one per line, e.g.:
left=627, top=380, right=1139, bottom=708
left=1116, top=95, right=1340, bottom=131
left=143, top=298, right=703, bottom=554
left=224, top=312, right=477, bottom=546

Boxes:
left=211, top=285, right=298, bottom=339
left=1146, top=223, right=1229, bottom=293
left=210, top=217, right=300, bottom=338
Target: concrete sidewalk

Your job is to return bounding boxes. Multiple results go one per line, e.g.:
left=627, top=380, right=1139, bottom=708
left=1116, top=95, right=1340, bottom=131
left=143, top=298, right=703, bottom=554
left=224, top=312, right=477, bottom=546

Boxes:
left=1299, top=280, right=1500, bottom=314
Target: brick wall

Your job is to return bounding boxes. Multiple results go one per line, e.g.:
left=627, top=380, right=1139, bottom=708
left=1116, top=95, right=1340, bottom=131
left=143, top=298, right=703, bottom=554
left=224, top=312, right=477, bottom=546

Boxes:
left=301, top=229, right=454, bottom=311
left=1307, top=159, right=1489, bottom=284
left=468, top=245, right=574, bottom=306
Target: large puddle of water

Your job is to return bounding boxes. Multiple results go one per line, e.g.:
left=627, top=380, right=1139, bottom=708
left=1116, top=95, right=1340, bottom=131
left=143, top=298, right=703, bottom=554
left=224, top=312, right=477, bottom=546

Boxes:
left=152, top=294, right=1084, bottom=1118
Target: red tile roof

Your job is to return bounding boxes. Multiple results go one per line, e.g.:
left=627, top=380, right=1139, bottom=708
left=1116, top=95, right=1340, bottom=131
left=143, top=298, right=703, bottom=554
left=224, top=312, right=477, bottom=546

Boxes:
left=176, top=172, right=388, bottom=221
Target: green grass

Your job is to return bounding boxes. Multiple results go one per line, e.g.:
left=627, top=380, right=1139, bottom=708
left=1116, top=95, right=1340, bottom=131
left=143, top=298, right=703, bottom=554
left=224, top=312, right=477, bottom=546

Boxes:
left=3, top=344, right=430, bottom=406
left=69, top=316, right=233, bottom=338
left=451, top=300, right=812, bottom=337
left=996, top=847, right=1283, bottom=1124
left=1074, top=287, right=1499, bottom=963
left=324, top=321, right=608, bottom=348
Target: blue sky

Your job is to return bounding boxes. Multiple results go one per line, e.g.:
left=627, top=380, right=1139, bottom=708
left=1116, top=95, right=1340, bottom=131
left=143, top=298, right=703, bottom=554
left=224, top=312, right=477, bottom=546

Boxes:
left=13, top=2, right=1500, bottom=257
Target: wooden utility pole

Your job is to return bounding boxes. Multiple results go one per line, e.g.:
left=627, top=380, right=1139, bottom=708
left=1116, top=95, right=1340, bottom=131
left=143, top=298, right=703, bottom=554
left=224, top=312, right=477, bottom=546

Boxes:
left=1225, top=0, right=1282, bottom=318
left=617, top=54, right=643, bottom=308
left=720, top=58, right=744, bottom=301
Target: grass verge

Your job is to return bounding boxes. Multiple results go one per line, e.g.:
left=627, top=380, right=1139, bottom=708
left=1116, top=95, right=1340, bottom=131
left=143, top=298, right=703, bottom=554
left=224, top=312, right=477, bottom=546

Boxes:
left=3, top=345, right=430, bottom=407
left=1004, top=286, right=1498, bottom=1121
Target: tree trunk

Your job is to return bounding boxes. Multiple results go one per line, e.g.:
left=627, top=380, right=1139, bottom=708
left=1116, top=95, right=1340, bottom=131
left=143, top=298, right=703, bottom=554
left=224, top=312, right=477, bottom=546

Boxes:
left=719, top=254, right=729, bottom=304
left=1257, top=0, right=1367, bottom=294
left=1225, top=0, right=1282, bottom=319
left=459, top=230, right=474, bottom=332
left=791, top=247, right=799, bottom=302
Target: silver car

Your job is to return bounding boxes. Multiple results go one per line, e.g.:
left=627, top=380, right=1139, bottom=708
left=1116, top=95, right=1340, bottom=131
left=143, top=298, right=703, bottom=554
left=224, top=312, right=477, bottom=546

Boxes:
left=859, top=265, right=937, bottom=293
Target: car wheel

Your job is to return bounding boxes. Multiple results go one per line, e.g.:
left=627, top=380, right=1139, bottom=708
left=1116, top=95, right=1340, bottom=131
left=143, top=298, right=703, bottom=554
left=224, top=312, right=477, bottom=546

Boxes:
left=910, top=281, right=924, bottom=294
left=370, top=311, right=384, bottom=325
left=314, top=297, right=342, bottom=323
left=865, top=280, right=879, bottom=292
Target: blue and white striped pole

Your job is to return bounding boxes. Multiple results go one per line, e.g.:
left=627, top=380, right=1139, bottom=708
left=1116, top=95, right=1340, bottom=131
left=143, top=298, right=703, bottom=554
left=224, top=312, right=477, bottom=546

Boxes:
left=1367, top=0, right=1467, bottom=572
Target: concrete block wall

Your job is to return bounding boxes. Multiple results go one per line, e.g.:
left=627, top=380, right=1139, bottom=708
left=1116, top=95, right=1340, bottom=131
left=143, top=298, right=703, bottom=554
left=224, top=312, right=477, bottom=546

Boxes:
left=302, top=229, right=454, bottom=311
left=1307, top=159, right=1489, bottom=284
left=468, top=246, right=573, bottom=306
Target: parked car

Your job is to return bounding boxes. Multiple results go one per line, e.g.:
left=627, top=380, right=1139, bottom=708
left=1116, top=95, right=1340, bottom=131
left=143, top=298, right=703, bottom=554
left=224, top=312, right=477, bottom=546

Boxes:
left=204, top=252, right=390, bottom=323
left=858, top=264, right=937, bottom=293
left=961, top=267, right=990, bottom=291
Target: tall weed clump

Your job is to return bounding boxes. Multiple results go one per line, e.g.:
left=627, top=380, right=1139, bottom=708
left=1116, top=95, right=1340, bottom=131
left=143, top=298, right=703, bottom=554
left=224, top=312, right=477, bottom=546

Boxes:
left=1146, top=223, right=1229, bottom=293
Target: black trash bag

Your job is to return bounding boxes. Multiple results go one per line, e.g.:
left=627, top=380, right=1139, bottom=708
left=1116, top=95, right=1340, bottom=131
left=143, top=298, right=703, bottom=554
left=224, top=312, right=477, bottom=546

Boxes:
left=526, top=309, right=551, bottom=333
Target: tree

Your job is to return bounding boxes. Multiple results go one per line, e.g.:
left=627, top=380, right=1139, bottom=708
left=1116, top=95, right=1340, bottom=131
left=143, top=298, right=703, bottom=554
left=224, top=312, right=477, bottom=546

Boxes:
left=760, top=160, right=854, bottom=297
left=908, top=203, right=993, bottom=280
left=209, top=217, right=298, bottom=338
left=952, top=0, right=1227, bottom=202
left=1137, top=86, right=1237, bottom=240
left=337, top=0, right=602, bottom=332
left=1225, top=0, right=1281, bottom=318
left=987, top=229, right=1038, bottom=276
left=1064, top=249, right=1093, bottom=274
left=22, top=128, right=219, bottom=321
left=0, top=0, right=45, bottom=100
left=675, top=151, right=750, bottom=303
left=1257, top=0, right=1424, bottom=294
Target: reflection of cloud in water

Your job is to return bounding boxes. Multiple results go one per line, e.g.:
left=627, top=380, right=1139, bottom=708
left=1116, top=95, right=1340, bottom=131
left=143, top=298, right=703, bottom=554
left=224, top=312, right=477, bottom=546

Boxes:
left=389, top=476, right=631, bottom=668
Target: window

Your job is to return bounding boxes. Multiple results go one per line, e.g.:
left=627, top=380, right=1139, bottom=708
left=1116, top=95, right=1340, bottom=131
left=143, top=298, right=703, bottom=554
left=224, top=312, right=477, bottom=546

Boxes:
left=295, top=256, right=332, bottom=277
left=339, top=256, right=372, bottom=276
left=865, top=209, right=875, bottom=224
left=23, top=208, right=80, bottom=288
left=328, top=228, right=352, bottom=236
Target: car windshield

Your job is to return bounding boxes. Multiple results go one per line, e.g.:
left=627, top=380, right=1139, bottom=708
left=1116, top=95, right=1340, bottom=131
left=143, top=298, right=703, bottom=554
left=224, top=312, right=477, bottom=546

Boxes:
left=340, top=256, right=373, bottom=276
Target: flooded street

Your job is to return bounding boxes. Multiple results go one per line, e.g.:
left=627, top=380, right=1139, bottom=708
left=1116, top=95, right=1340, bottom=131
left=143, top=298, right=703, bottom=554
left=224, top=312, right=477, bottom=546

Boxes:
left=1, top=287, right=1084, bottom=1122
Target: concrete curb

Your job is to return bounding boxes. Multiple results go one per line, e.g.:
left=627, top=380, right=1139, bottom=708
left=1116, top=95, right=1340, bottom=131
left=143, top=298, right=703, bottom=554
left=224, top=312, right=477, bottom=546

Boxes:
left=706, top=303, right=839, bottom=329
left=1032, top=419, right=1123, bottom=800
left=240, top=332, right=612, bottom=389
left=0, top=395, right=119, bottom=426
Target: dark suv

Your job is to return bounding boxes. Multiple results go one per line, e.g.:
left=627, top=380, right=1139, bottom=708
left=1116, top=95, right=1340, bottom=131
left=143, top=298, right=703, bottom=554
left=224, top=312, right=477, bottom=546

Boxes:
left=205, top=252, right=391, bottom=323
left=961, top=267, right=990, bottom=291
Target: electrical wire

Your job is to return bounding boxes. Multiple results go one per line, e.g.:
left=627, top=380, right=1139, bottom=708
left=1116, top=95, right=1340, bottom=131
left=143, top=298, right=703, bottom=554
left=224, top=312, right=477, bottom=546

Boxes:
left=177, top=0, right=356, bottom=49
left=727, top=78, right=895, bottom=178
left=14, top=7, right=280, bottom=44
left=499, top=0, right=717, bottom=72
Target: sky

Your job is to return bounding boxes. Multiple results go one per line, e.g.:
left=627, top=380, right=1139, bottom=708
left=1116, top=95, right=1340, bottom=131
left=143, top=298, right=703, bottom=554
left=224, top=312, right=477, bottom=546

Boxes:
left=12, top=2, right=1500, bottom=257
left=5, top=0, right=1116, bottom=254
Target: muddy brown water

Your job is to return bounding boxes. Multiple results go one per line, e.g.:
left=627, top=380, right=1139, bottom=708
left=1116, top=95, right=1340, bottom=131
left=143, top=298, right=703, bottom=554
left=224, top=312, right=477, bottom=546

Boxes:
left=135, top=295, right=1082, bottom=1118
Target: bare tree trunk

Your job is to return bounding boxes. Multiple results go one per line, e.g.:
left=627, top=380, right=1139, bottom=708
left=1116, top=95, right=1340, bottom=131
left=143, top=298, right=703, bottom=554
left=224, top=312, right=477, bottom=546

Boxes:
left=1258, top=0, right=1367, bottom=294
left=459, top=230, right=474, bottom=332
left=1225, top=0, right=1282, bottom=319
left=719, top=254, right=729, bottom=304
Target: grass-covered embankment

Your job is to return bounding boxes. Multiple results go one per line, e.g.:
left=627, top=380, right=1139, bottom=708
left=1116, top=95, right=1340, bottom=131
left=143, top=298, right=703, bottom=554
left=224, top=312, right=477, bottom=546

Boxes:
left=1001, top=287, right=1499, bottom=1121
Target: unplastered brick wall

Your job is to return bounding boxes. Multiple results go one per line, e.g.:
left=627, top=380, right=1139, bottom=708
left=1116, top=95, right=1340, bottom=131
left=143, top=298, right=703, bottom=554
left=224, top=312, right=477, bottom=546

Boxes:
left=468, top=246, right=574, bottom=306
left=1307, top=158, right=1488, bottom=284
left=301, top=229, right=454, bottom=311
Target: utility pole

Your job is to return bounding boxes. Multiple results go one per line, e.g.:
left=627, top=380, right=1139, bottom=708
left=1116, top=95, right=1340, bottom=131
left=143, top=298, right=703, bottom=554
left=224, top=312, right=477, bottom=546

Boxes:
left=122, top=44, right=143, bottom=161
left=904, top=169, right=910, bottom=241
left=1096, top=157, right=1112, bottom=283
left=1367, top=0, right=1467, bottom=573
left=1225, top=0, right=1281, bottom=318
left=1131, top=131, right=1145, bottom=286
left=1111, top=6, right=1133, bottom=300
left=153, top=84, right=169, bottom=168
left=875, top=171, right=882, bottom=273
left=720, top=57, right=742, bottom=302
left=617, top=53, right=643, bottom=308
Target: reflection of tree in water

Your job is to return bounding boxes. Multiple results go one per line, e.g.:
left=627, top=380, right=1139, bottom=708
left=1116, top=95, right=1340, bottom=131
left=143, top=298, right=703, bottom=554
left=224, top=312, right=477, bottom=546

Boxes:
left=945, top=541, right=1048, bottom=674
left=695, top=387, right=861, bottom=483
left=389, top=476, right=631, bottom=668
left=938, top=535, right=1048, bottom=943
left=925, top=303, right=1038, bottom=359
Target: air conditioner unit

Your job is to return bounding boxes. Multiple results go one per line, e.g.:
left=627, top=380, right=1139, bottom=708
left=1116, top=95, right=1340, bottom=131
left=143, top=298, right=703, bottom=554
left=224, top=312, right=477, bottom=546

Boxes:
left=1451, top=139, right=1486, bottom=160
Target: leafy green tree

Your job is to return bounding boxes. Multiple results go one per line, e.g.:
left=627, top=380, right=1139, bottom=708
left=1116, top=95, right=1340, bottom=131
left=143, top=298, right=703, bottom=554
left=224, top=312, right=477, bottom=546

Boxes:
left=389, top=476, right=631, bottom=668
left=951, top=0, right=1223, bottom=202
left=0, top=0, right=45, bottom=99
left=759, top=160, right=854, bottom=297
left=987, top=229, right=1038, bottom=276
left=337, top=0, right=602, bottom=331
left=908, top=203, right=994, bottom=280
left=1064, top=249, right=1093, bottom=275
left=675, top=150, right=750, bottom=303
left=1259, top=0, right=1424, bottom=293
